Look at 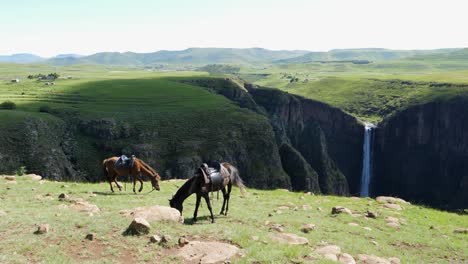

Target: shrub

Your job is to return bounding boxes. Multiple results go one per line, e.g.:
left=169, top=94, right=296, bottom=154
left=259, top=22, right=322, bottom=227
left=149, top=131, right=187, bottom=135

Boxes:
left=39, top=105, right=51, bottom=113
left=15, top=166, right=27, bottom=176
left=0, top=101, right=16, bottom=110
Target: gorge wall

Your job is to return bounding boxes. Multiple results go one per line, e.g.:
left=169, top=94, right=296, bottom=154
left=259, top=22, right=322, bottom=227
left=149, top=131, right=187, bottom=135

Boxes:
left=374, top=99, right=468, bottom=209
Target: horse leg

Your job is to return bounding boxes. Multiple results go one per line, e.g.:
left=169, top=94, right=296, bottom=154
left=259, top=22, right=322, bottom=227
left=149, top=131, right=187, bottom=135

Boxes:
left=138, top=174, right=144, bottom=193
left=114, top=175, right=122, bottom=191
left=193, top=193, right=201, bottom=223
left=203, top=193, right=215, bottom=223
left=108, top=173, right=114, bottom=193
left=220, top=187, right=227, bottom=215
left=132, top=174, right=137, bottom=194
left=225, top=183, right=232, bottom=216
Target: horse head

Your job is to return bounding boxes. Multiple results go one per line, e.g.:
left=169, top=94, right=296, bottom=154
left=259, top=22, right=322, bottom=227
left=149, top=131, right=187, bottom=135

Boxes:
left=150, top=173, right=161, bottom=191
left=169, top=196, right=183, bottom=213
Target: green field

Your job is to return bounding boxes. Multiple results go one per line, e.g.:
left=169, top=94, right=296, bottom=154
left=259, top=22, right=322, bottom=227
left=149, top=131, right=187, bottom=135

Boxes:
left=0, top=175, right=466, bottom=263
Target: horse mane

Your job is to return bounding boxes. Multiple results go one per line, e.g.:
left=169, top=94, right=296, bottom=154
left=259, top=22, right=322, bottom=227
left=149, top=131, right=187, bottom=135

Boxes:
left=136, top=158, right=161, bottom=180
left=172, top=176, right=198, bottom=202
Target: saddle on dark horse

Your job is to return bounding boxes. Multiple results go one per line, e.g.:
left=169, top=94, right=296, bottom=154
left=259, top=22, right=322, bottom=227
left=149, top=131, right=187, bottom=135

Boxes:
left=115, top=155, right=136, bottom=169
left=198, top=162, right=226, bottom=190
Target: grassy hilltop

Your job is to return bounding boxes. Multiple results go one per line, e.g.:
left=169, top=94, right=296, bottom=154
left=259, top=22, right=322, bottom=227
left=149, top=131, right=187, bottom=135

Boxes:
left=0, top=175, right=466, bottom=263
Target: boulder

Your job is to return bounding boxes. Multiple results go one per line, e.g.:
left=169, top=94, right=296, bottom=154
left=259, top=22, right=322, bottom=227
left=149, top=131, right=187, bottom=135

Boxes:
left=269, top=224, right=284, bottom=233
left=161, top=234, right=172, bottom=244
left=178, top=236, right=190, bottom=246
left=85, top=233, right=95, bottom=241
left=383, top=204, right=402, bottom=210
left=376, top=196, right=409, bottom=204
left=339, top=253, right=356, bottom=264
left=332, top=206, right=352, bottom=215
left=122, top=205, right=183, bottom=223
left=150, top=235, right=162, bottom=243
left=386, top=222, right=400, bottom=229
left=4, top=176, right=15, bottom=181
left=366, top=211, right=378, bottom=218
left=315, top=245, right=341, bottom=256
left=26, top=174, right=42, bottom=181
left=388, top=257, right=401, bottom=264
left=34, top=224, right=49, bottom=234
left=357, top=254, right=391, bottom=264
left=69, top=201, right=100, bottom=213
left=301, top=224, right=316, bottom=233
left=177, top=241, right=239, bottom=264
left=270, top=233, right=309, bottom=245
left=126, top=218, right=151, bottom=235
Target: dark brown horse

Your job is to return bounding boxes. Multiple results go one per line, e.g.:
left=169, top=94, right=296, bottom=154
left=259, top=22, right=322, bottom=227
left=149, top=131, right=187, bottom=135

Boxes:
left=102, top=156, right=161, bottom=193
left=169, top=162, right=245, bottom=223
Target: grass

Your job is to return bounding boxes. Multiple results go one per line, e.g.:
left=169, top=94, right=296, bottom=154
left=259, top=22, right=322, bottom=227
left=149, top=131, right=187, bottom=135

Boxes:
left=0, top=176, right=466, bottom=263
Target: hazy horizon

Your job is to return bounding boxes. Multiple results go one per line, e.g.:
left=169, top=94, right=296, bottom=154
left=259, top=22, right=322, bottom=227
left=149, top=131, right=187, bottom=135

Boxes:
left=2, top=0, right=468, bottom=57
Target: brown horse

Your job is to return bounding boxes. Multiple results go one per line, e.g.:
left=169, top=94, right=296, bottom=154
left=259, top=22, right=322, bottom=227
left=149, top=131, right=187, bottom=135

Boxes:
left=102, top=156, right=161, bottom=193
left=169, top=162, right=245, bottom=223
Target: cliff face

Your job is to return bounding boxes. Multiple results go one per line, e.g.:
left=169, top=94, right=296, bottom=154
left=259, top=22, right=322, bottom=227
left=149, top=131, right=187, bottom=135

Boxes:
left=374, top=99, right=468, bottom=209
left=249, top=87, right=364, bottom=195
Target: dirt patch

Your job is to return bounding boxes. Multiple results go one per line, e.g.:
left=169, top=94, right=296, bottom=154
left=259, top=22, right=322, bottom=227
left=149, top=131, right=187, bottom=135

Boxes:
left=174, top=240, right=240, bottom=264
left=66, top=239, right=136, bottom=263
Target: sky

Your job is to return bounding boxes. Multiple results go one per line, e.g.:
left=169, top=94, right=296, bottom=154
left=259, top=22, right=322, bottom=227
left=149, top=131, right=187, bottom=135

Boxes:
left=1, top=0, right=467, bottom=57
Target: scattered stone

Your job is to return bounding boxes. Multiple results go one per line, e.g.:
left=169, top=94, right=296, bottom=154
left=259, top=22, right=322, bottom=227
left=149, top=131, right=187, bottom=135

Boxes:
left=161, top=234, right=172, bottom=244
left=69, top=201, right=100, bottom=213
left=386, top=222, right=400, bottom=229
left=275, top=210, right=282, bottom=214
left=178, top=236, right=190, bottom=246
left=338, top=253, right=356, bottom=264
left=453, top=228, right=468, bottom=234
left=269, top=224, right=284, bottom=233
left=366, top=211, right=378, bottom=218
left=127, top=218, right=151, bottom=235
left=277, top=206, right=289, bottom=210
left=348, top=222, right=359, bottom=227
left=150, top=234, right=162, bottom=243
left=371, top=240, right=379, bottom=246
left=376, top=196, right=409, bottom=204
left=5, top=181, right=17, bottom=185
left=177, top=241, right=239, bottom=264
left=85, top=233, right=95, bottom=241
left=388, top=257, right=401, bottom=264
left=4, top=176, right=15, bottom=181
left=357, top=254, right=391, bottom=264
left=332, top=206, right=352, bottom=215
left=58, top=193, right=69, bottom=201
left=315, top=245, right=341, bottom=261
left=301, top=224, right=316, bottom=233
left=56, top=204, right=69, bottom=210
left=0, top=210, right=6, bottom=216
left=305, top=192, right=312, bottom=195
left=293, top=206, right=299, bottom=211
left=26, top=174, right=42, bottom=181
left=302, top=205, right=311, bottom=210
left=317, top=207, right=323, bottom=212
left=34, top=224, right=49, bottom=234
left=351, top=213, right=362, bottom=218
left=270, top=233, right=308, bottom=245
left=385, top=216, right=399, bottom=223
left=362, top=227, right=372, bottom=231
left=268, top=213, right=273, bottom=217
left=61, top=184, right=69, bottom=188
left=299, top=196, right=305, bottom=200
left=383, top=203, right=402, bottom=210
left=121, top=205, right=183, bottom=223
left=251, top=236, right=259, bottom=241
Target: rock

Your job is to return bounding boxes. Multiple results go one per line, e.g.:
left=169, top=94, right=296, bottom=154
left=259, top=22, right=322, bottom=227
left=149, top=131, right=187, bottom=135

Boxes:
left=275, top=210, right=282, bottom=214
left=85, top=233, right=95, bottom=241
left=277, top=206, right=289, bottom=210
left=332, top=206, right=352, bottom=215
left=0, top=210, right=6, bottom=216
left=5, top=181, right=17, bottom=185
left=4, top=176, right=15, bottom=181
left=251, top=236, right=259, bottom=241
left=384, top=216, right=399, bottom=223
left=27, top=174, right=42, bottom=181
left=34, top=224, right=49, bottom=234
left=366, top=211, right=378, bottom=218
left=317, top=207, right=323, bottom=212
left=269, top=224, right=284, bottom=233
left=150, top=235, right=162, bottom=243
left=69, top=201, right=100, bottom=213
left=362, top=227, right=372, bottom=231
left=122, top=205, right=183, bottom=223
left=161, top=234, right=172, bottom=244
left=323, top=254, right=338, bottom=261
left=386, top=222, right=400, bottom=229
left=302, top=205, right=311, bottom=210
left=357, top=254, right=391, bottom=264
left=348, top=222, right=359, bottom=227
left=127, top=218, right=151, bottom=235
left=376, top=196, right=409, bottom=204
left=301, top=224, right=316, bottom=233
left=453, top=228, right=468, bottom=234
left=270, top=233, right=309, bottom=245
left=315, top=245, right=341, bottom=256
left=177, top=241, right=239, bottom=264
left=58, top=193, right=69, bottom=201
left=178, top=236, right=190, bottom=246
left=371, top=240, right=379, bottom=246
left=388, top=257, right=401, bottom=264
left=383, top=203, right=402, bottom=210
left=339, top=253, right=356, bottom=264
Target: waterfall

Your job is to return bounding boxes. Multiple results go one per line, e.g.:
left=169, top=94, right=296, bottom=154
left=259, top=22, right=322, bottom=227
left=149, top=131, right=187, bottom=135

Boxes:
left=360, top=123, right=375, bottom=197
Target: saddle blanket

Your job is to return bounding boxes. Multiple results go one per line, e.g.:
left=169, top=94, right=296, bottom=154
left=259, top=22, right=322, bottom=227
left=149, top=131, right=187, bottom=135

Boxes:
left=115, top=155, right=135, bottom=169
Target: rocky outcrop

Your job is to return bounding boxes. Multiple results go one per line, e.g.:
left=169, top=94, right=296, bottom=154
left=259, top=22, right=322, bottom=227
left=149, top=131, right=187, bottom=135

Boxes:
left=374, top=99, right=468, bottom=209
left=249, top=87, right=362, bottom=195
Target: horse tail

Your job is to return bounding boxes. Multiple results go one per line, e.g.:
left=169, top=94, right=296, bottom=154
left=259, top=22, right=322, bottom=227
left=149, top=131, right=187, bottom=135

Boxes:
left=226, top=163, right=246, bottom=196
left=102, top=159, right=109, bottom=179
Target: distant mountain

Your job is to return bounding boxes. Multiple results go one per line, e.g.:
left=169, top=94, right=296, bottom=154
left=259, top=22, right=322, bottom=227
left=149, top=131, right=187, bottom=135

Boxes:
left=46, top=48, right=310, bottom=66
left=404, top=48, right=468, bottom=62
left=0, top=53, right=46, bottom=63
left=275, top=48, right=461, bottom=64
left=53, top=54, right=84, bottom=59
